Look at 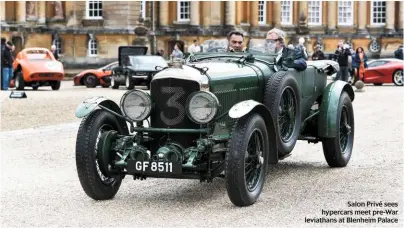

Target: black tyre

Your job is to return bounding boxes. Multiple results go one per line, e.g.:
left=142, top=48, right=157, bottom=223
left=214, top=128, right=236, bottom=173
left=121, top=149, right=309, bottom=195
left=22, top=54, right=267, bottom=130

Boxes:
left=84, top=74, right=98, bottom=88
left=76, top=109, right=127, bottom=200
left=15, top=71, right=25, bottom=90
left=111, top=76, right=119, bottom=89
left=263, top=71, right=301, bottom=156
left=51, top=81, right=61, bottom=90
left=125, top=74, right=134, bottom=90
left=225, top=113, right=269, bottom=207
left=322, top=92, right=354, bottom=167
left=392, top=69, right=403, bottom=86
left=32, top=86, right=39, bottom=90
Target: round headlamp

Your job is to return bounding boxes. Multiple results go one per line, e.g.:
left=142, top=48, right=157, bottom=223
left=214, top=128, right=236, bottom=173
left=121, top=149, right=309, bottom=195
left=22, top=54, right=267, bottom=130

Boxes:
left=120, top=90, right=152, bottom=122
left=186, top=91, right=219, bottom=124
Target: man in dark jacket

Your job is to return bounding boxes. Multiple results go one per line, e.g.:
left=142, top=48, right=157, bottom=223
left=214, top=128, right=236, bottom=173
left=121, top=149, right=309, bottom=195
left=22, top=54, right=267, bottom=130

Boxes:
left=394, top=45, right=403, bottom=60
left=2, top=41, right=14, bottom=90
left=265, top=28, right=307, bottom=71
left=312, top=44, right=325, bottom=61
left=334, top=41, right=351, bottom=82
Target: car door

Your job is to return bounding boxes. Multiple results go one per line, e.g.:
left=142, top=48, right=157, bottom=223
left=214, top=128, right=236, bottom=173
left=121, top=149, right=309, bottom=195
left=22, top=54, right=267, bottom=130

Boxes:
left=364, top=60, right=387, bottom=83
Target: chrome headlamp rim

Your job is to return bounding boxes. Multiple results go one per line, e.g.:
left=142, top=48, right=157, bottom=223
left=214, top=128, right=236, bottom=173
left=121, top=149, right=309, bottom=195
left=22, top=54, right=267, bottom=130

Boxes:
left=186, top=91, right=220, bottom=124
left=120, top=89, right=152, bottom=122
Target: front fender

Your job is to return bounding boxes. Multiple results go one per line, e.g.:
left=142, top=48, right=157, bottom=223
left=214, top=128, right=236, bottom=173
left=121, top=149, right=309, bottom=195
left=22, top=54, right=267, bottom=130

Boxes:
left=318, top=80, right=355, bottom=138
left=75, top=96, right=111, bottom=118
left=229, top=100, right=278, bottom=164
left=75, top=96, right=129, bottom=134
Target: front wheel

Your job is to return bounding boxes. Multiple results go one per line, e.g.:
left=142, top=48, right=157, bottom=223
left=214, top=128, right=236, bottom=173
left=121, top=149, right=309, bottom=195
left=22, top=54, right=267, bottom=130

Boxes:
left=322, top=92, right=354, bottom=167
left=225, top=113, right=269, bottom=207
left=393, top=70, right=403, bottom=86
left=111, top=76, right=119, bottom=89
left=76, top=109, right=126, bottom=200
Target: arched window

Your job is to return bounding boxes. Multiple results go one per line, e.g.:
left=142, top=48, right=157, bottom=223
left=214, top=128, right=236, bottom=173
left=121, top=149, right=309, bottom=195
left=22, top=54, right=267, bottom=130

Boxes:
left=88, top=39, right=98, bottom=56
left=52, top=39, right=62, bottom=55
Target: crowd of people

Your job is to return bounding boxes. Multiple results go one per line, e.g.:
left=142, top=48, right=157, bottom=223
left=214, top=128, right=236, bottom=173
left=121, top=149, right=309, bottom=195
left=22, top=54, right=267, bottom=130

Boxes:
left=165, top=30, right=403, bottom=87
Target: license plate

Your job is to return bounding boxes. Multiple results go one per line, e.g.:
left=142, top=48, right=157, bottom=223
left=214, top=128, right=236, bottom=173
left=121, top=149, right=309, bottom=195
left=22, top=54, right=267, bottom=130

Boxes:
left=127, top=160, right=182, bottom=175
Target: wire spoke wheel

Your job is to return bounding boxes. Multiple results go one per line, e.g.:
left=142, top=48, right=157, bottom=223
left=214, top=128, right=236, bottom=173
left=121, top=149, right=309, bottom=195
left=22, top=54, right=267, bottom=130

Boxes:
left=278, top=87, right=296, bottom=142
left=339, top=106, right=351, bottom=153
left=95, top=124, right=116, bottom=185
left=245, top=129, right=264, bottom=192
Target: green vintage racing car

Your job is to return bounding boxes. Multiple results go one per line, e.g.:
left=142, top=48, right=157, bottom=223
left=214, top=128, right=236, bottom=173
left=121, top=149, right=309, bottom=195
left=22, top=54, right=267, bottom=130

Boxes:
left=75, top=41, right=355, bottom=207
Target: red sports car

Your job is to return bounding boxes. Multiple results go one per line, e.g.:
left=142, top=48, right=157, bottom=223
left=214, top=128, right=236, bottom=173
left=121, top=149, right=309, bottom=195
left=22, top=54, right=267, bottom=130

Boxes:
left=363, top=58, right=403, bottom=86
left=73, top=61, right=118, bottom=88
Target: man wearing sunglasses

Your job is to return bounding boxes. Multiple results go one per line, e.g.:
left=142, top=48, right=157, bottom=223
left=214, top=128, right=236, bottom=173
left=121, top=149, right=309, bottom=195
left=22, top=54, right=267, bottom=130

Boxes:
left=226, top=31, right=245, bottom=52
left=265, top=28, right=307, bottom=71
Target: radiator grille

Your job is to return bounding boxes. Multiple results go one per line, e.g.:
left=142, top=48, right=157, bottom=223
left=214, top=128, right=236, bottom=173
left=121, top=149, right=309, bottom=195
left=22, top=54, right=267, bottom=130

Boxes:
left=150, top=78, right=200, bottom=151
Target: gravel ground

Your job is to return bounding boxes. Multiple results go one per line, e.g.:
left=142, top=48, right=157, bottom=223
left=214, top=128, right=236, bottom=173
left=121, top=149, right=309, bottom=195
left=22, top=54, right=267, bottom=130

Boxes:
left=0, top=81, right=403, bottom=227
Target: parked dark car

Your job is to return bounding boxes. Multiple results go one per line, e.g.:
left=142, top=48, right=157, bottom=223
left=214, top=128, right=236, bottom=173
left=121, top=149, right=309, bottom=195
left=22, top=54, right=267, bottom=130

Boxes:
left=74, top=41, right=355, bottom=207
left=110, top=46, right=168, bottom=90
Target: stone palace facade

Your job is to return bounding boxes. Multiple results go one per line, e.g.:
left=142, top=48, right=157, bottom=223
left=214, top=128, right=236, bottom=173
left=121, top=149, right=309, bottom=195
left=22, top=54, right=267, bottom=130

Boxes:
left=1, top=1, right=403, bottom=68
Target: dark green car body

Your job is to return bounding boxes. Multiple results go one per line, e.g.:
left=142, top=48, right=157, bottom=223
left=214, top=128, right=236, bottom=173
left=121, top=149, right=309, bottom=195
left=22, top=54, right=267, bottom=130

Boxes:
left=75, top=47, right=355, bottom=207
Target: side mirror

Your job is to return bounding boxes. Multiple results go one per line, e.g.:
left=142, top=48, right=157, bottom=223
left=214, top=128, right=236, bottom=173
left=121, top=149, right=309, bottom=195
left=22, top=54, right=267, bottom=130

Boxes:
left=102, top=69, right=106, bottom=72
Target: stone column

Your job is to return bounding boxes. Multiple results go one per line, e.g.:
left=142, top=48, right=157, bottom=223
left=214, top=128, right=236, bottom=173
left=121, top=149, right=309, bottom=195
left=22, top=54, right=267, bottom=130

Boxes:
left=202, top=1, right=211, bottom=28
left=250, top=1, right=259, bottom=27
left=38, top=1, right=46, bottom=24
left=16, top=1, right=26, bottom=23
left=225, top=1, right=236, bottom=27
left=327, top=1, right=337, bottom=34
left=0, top=1, right=6, bottom=23
left=357, top=1, right=368, bottom=34
left=159, top=1, right=169, bottom=28
left=385, top=1, right=395, bottom=34
left=273, top=1, right=281, bottom=28
left=190, top=1, right=199, bottom=26
left=399, top=1, right=404, bottom=33
left=210, top=1, right=221, bottom=26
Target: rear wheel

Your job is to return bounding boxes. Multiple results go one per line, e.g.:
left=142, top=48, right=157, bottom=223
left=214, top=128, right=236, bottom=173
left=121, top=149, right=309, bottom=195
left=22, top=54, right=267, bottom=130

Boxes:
left=125, top=74, right=134, bottom=90
left=76, top=109, right=126, bottom=200
left=51, top=81, right=61, bottom=90
left=84, top=74, right=99, bottom=88
left=15, top=71, right=25, bottom=90
left=393, top=70, right=403, bottom=86
left=263, top=71, right=301, bottom=156
left=225, top=113, right=269, bottom=207
left=322, top=92, right=354, bottom=167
